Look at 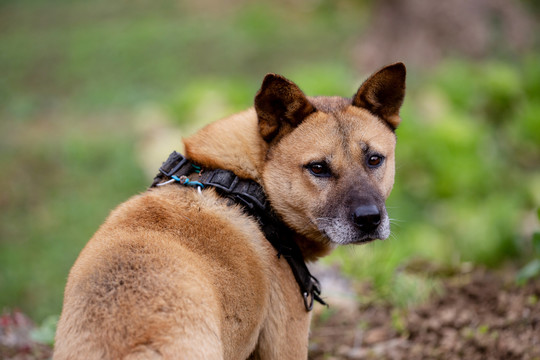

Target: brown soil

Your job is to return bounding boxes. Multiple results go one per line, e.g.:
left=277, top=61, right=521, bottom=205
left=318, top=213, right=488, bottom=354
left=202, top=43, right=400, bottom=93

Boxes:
left=309, top=268, right=540, bottom=359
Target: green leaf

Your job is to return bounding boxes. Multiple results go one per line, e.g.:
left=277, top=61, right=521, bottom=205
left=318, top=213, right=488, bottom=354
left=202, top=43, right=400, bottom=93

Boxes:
left=30, top=315, right=59, bottom=346
left=533, top=232, right=540, bottom=255
left=516, top=259, right=540, bottom=285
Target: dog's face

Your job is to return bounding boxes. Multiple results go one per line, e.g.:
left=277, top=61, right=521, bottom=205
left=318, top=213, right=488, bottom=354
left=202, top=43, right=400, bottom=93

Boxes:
left=256, top=64, right=405, bottom=251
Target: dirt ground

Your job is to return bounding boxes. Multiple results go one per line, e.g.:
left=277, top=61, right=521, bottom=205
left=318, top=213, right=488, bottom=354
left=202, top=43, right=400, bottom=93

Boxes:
left=1, top=268, right=539, bottom=360
left=309, top=267, right=540, bottom=360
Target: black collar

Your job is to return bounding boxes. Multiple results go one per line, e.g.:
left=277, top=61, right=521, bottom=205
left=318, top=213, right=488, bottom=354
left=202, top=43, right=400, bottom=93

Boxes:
left=151, top=151, right=326, bottom=311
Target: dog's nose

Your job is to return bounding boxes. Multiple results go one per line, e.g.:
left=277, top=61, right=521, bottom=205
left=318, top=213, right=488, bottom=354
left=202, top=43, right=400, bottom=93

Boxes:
left=352, top=204, right=381, bottom=233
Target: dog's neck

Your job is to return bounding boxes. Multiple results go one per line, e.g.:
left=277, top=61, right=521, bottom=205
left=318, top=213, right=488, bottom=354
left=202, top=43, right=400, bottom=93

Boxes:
left=184, top=108, right=267, bottom=183
left=183, top=109, right=330, bottom=262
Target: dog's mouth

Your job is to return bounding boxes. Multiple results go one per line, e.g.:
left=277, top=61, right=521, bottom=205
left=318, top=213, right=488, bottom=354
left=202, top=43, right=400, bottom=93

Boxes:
left=317, top=216, right=390, bottom=246
left=350, top=236, right=380, bottom=244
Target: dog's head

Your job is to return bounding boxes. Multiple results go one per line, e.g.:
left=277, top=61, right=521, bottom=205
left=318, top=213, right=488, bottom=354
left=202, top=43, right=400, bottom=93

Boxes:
left=256, top=63, right=405, bottom=257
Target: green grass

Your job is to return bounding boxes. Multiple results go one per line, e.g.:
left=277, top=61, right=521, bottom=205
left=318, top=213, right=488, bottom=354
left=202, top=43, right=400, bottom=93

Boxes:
left=1, top=0, right=539, bottom=321
left=0, top=114, right=147, bottom=320
left=0, top=0, right=364, bottom=118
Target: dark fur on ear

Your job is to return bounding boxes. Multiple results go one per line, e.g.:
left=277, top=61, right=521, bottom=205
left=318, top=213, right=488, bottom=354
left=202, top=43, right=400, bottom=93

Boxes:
left=353, top=63, right=406, bottom=129
left=255, top=74, right=315, bottom=142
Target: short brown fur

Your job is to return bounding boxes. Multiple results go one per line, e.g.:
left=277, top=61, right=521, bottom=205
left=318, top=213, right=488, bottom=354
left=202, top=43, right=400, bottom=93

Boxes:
left=55, top=63, right=406, bottom=359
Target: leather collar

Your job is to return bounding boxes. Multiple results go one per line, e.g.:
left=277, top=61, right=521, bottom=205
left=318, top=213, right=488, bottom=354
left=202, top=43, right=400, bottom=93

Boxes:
left=151, top=151, right=326, bottom=311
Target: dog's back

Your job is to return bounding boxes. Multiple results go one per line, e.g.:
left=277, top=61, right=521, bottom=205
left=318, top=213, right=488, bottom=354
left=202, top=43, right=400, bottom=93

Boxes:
left=55, top=186, right=310, bottom=359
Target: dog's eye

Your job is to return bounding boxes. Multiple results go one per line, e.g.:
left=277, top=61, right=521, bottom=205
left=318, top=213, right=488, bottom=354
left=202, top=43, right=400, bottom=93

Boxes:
left=307, top=162, right=332, bottom=177
left=367, top=155, right=384, bottom=168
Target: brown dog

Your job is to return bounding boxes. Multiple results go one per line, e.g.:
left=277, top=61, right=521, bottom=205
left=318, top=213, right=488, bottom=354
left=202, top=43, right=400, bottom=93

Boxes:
left=54, top=63, right=406, bottom=359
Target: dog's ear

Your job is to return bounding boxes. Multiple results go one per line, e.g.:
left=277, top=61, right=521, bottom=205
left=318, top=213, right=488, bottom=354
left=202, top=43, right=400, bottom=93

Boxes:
left=352, top=62, right=406, bottom=129
left=255, top=74, right=316, bottom=142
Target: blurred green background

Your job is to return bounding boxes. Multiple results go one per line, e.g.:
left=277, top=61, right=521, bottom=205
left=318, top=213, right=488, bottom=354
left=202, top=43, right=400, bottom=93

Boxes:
left=1, top=0, right=539, bottom=321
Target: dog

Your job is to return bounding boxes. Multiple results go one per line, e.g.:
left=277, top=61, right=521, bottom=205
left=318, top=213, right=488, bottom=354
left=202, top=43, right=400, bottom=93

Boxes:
left=54, top=63, right=406, bottom=360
